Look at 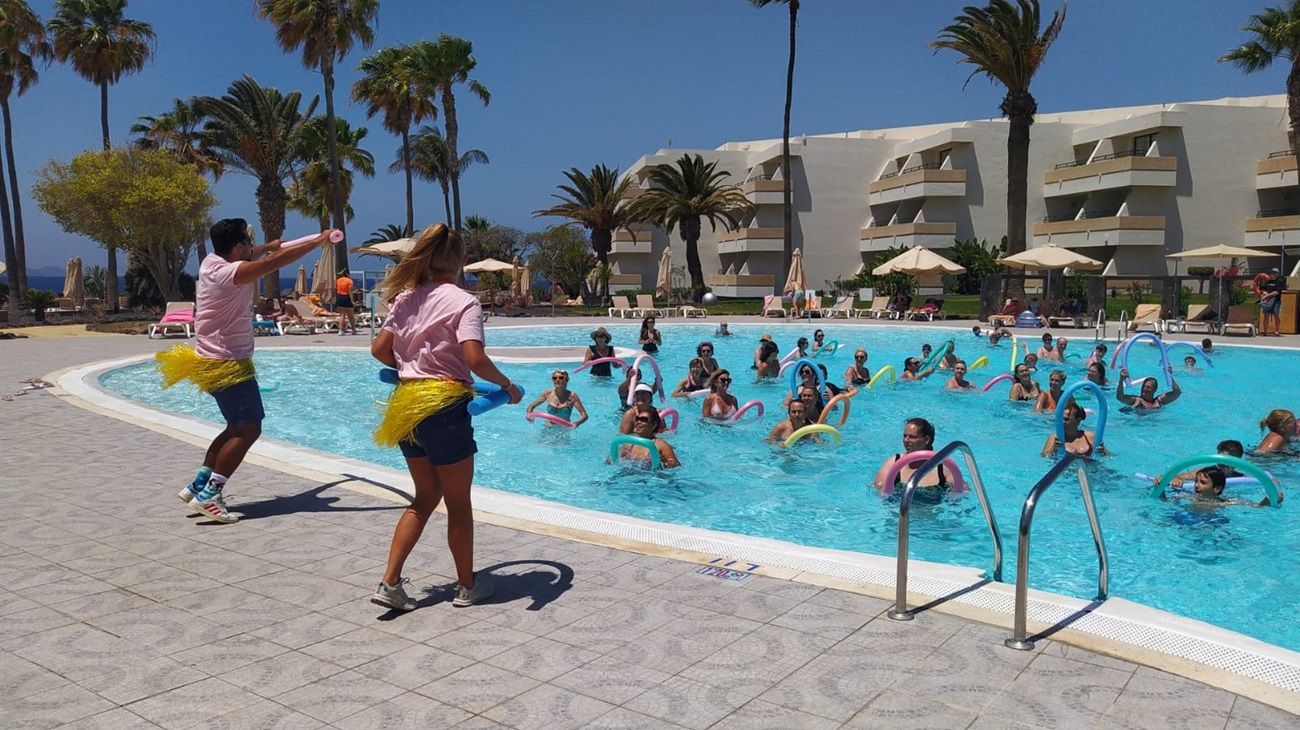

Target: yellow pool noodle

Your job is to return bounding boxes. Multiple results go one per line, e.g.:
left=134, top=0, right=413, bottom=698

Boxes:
left=155, top=344, right=254, bottom=393
left=373, top=378, right=474, bottom=448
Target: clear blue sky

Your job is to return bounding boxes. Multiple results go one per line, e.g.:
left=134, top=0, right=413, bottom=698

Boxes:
left=9, top=0, right=1283, bottom=273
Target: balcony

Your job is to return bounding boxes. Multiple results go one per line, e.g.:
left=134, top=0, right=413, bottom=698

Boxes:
left=858, top=221, right=957, bottom=252
left=1032, top=214, right=1165, bottom=248
left=741, top=177, right=786, bottom=205
left=868, top=165, right=967, bottom=205
left=607, top=273, right=641, bottom=287
left=610, top=230, right=653, bottom=255
left=620, top=184, right=648, bottom=200
left=707, top=273, right=776, bottom=298
left=1245, top=209, right=1300, bottom=247
left=1042, top=153, right=1177, bottom=197
left=717, top=227, right=784, bottom=254
left=1256, top=150, right=1297, bottom=191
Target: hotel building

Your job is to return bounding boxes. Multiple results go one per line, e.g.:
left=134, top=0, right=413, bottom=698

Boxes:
left=610, top=94, right=1294, bottom=297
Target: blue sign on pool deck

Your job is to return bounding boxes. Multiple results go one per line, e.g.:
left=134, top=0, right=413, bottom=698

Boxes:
left=99, top=323, right=1300, bottom=653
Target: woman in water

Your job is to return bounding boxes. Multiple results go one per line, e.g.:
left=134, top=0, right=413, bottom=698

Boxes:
left=1037, top=333, right=1057, bottom=362
left=639, top=316, right=661, bottom=354
left=844, top=348, right=871, bottom=388
left=1040, top=402, right=1106, bottom=457
left=617, top=366, right=642, bottom=405
left=583, top=327, right=615, bottom=377
left=617, top=405, right=680, bottom=469
left=766, top=400, right=811, bottom=444
left=671, top=358, right=709, bottom=398
left=1086, top=360, right=1108, bottom=387
left=1256, top=409, right=1298, bottom=454
left=755, top=337, right=782, bottom=378
left=1035, top=370, right=1067, bottom=413
left=787, top=337, right=810, bottom=363
left=1023, top=352, right=1040, bottom=372
left=1086, top=343, right=1107, bottom=366
left=696, top=342, right=719, bottom=375
left=811, top=329, right=831, bottom=356
left=620, top=383, right=660, bottom=434
left=899, top=357, right=939, bottom=382
left=525, top=370, right=589, bottom=428
left=1116, top=369, right=1180, bottom=409
left=783, top=363, right=827, bottom=412
left=873, top=417, right=952, bottom=501
left=945, top=360, right=975, bottom=391
left=701, top=369, right=740, bottom=420
left=1008, top=363, right=1040, bottom=402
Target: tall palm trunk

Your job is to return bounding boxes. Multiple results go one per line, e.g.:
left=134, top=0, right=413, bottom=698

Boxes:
left=256, top=178, right=288, bottom=299
left=680, top=215, right=705, bottom=301
left=99, top=79, right=119, bottom=313
left=779, top=0, right=797, bottom=292
left=1, top=99, right=28, bottom=298
left=440, top=84, right=462, bottom=230
left=1003, top=91, right=1036, bottom=301
left=0, top=158, right=18, bottom=323
left=322, top=56, right=348, bottom=275
left=1289, top=59, right=1300, bottom=161
left=439, top=180, right=451, bottom=225
left=401, top=126, right=414, bottom=233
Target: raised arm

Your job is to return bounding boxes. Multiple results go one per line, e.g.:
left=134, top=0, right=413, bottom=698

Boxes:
left=233, top=231, right=334, bottom=286
left=524, top=389, right=548, bottom=415
left=1159, top=378, right=1182, bottom=406
left=1115, top=369, right=1135, bottom=405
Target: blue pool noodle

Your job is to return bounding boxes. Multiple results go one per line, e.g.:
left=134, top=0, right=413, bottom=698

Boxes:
left=378, top=368, right=522, bottom=416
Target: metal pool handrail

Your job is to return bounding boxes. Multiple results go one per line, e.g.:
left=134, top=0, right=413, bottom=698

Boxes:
left=1115, top=310, right=1129, bottom=342
left=1093, top=308, right=1106, bottom=342
left=1004, top=453, right=1109, bottom=651
left=887, top=440, right=1004, bottom=622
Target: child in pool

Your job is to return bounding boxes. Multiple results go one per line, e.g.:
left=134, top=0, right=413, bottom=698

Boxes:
left=1160, top=467, right=1281, bottom=508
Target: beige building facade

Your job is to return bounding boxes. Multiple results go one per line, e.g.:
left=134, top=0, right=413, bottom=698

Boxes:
left=611, top=94, right=1294, bottom=297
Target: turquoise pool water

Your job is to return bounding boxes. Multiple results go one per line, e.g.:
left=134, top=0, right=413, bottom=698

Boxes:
left=101, top=323, right=1300, bottom=651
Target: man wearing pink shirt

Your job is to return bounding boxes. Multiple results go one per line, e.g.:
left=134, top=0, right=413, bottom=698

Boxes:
left=179, top=218, right=334, bottom=524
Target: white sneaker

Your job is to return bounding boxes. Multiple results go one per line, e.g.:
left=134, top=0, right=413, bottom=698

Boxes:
left=190, top=495, right=238, bottom=524
left=452, top=574, right=495, bottom=607
left=372, top=578, right=417, bottom=611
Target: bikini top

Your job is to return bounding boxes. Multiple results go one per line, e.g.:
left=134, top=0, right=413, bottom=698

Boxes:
left=891, top=453, right=949, bottom=488
left=710, top=395, right=738, bottom=418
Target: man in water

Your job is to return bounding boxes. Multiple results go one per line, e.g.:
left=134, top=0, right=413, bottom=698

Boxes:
left=767, top=400, right=811, bottom=444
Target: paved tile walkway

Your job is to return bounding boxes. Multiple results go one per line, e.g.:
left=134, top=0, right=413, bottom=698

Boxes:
left=2, top=330, right=1298, bottom=729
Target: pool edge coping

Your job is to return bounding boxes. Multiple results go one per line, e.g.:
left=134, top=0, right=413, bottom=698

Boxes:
left=49, top=349, right=1300, bottom=713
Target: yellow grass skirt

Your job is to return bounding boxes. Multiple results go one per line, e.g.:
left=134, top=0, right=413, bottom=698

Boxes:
left=374, top=378, right=474, bottom=448
left=155, top=344, right=255, bottom=393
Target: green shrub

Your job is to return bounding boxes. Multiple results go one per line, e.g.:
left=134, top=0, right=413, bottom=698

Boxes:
left=1187, top=266, right=1214, bottom=277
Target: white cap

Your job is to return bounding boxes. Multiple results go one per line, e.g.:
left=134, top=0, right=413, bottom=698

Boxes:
left=634, top=383, right=654, bottom=394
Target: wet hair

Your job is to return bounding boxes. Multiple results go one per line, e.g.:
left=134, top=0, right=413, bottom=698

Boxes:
left=1261, top=409, right=1297, bottom=436
left=1042, top=333, right=1052, bottom=343
left=813, top=329, right=824, bottom=340
left=1201, top=338, right=1213, bottom=351
left=1183, top=356, right=1196, bottom=366
left=972, top=326, right=982, bottom=335
left=1217, top=439, right=1244, bottom=458
left=953, top=359, right=967, bottom=369
left=904, top=417, right=935, bottom=449
left=1141, top=377, right=1158, bottom=391
left=1088, top=360, right=1107, bottom=384
left=696, top=341, right=714, bottom=356
left=1024, top=353, right=1039, bottom=366
left=921, top=343, right=932, bottom=353
left=381, top=223, right=463, bottom=300
left=817, top=363, right=829, bottom=377
left=210, top=218, right=251, bottom=256
left=1063, top=402, right=1086, bottom=421
left=707, top=369, right=732, bottom=392
left=797, top=337, right=809, bottom=349
left=687, top=357, right=704, bottom=374
left=905, top=357, right=920, bottom=371
left=1197, top=466, right=1227, bottom=494
left=1094, top=343, right=1107, bottom=354
left=759, top=340, right=779, bottom=360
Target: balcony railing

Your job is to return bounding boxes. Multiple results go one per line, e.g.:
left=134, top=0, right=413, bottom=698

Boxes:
left=1053, top=150, right=1140, bottom=170
left=879, top=162, right=942, bottom=180
left=1258, top=208, right=1300, bottom=218
left=1268, top=149, right=1295, bottom=159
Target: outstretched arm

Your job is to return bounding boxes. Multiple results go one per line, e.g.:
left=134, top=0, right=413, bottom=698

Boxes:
left=1115, top=369, right=1134, bottom=405
left=1160, top=379, right=1182, bottom=406
left=525, top=390, right=548, bottom=414
left=233, top=231, right=335, bottom=286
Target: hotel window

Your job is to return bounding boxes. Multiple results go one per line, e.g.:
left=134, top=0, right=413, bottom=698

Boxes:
left=1131, top=133, right=1156, bottom=157
left=937, top=148, right=951, bottom=167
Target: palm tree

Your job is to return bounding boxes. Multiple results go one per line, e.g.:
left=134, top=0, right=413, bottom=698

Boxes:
left=749, top=0, right=799, bottom=289
left=198, top=75, right=317, bottom=296
left=364, top=223, right=411, bottom=244
left=1220, top=1, right=1300, bottom=159
left=396, top=124, right=487, bottom=225
left=463, top=215, right=490, bottom=232
left=0, top=0, right=51, bottom=301
left=257, top=0, right=377, bottom=274
left=131, top=98, right=222, bottom=178
left=48, top=0, right=155, bottom=312
left=352, top=44, right=434, bottom=234
left=288, top=116, right=374, bottom=227
left=628, top=154, right=755, bottom=301
left=533, top=164, right=635, bottom=301
left=409, top=35, right=490, bottom=230
left=931, top=0, right=1066, bottom=265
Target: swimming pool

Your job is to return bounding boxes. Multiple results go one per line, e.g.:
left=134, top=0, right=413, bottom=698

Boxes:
left=99, top=323, right=1300, bottom=652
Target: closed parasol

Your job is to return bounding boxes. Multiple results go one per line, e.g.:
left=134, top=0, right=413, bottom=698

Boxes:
left=310, top=243, right=337, bottom=300
left=63, top=257, right=85, bottom=308
left=655, top=247, right=673, bottom=299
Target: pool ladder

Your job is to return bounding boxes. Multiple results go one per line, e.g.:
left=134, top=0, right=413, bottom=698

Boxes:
left=886, top=447, right=1110, bottom=653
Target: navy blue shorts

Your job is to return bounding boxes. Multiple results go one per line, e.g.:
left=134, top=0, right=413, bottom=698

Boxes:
left=398, top=398, right=477, bottom=466
left=335, top=295, right=354, bottom=310
left=1261, top=297, right=1282, bottom=315
left=210, top=378, right=265, bottom=427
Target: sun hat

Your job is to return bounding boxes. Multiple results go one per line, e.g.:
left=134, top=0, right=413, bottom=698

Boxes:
left=634, top=383, right=654, bottom=394
left=590, top=326, right=611, bottom=340
left=759, top=332, right=773, bottom=342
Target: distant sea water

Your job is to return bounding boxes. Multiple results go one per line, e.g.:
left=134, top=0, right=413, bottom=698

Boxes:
left=9, top=275, right=302, bottom=294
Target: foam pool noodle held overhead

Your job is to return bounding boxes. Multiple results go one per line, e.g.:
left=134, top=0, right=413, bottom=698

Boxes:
left=155, top=344, right=255, bottom=393
left=373, top=379, right=475, bottom=448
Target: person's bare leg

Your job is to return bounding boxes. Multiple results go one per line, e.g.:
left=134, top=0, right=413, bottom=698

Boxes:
left=381, top=456, right=443, bottom=585
left=203, top=429, right=234, bottom=470
left=212, top=422, right=261, bottom=478
left=436, top=456, right=477, bottom=587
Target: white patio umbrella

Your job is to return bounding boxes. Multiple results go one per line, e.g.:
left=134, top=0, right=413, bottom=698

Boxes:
left=783, top=248, right=806, bottom=294
left=655, top=247, right=673, bottom=299
left=0, top=260, right=6, bottom=275
left=293, top=265, right=308, bottom=297
left=872, top=246, right=966, bottom=276
left=997, top=244, right=1102, bottom=271
left=1166, top=244, right=1281, bottom=262
left=63, top=257, right=85, bottom=308
left=349, top=237, right=416, bottom=260
left=463, top=258, right=515, bottom=273
left=310, top=244, right=337, bottom=300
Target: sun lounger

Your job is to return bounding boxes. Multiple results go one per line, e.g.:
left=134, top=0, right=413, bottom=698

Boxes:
left=822, top=296, right=853, bottom=318
left=853, top=296, right=889, bottom=319
left=800, top=294, right=822, bottom=318
left=148, top=302, right=195, bottom=339
left=285, top=299, right=340, bottom=333
left=679, top=304, right=708, bottom=318
left=1128, top=303, right=1163, bottom=333
left=1221, top=305, right=1258, bottom=336
left=608, top=295, right=635, bottom=318
left=907, top=299, right=944, bottom=321
left=1168, top=304, right=1218, bottom=335
left=761, top=294, right=787, bottom=318
left=636, top=294, right=669, bottom=318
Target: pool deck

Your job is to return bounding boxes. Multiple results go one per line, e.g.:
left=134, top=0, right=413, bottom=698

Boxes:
left=2, top=321, right=1298, bottom=729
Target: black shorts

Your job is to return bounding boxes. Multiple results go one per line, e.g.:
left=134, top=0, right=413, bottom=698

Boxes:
left=210, top=378, right=265, bottom=427
left=335, top=295, right=354, bottom=310
left=398, top=399, right=477, bottom=466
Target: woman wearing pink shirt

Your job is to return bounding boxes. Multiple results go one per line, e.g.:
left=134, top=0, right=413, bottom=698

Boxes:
left=369, top=223, right=521, bottom=612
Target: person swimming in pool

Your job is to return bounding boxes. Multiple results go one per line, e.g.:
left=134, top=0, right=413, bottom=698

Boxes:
left=1086, top=359, right=1108, bottom=387
left=1162, top=439, right=1245, bottom=488
left=1256, top=409, right=1299, bottom=454
left=972, top=325, right=983, bottom=337
left=583, top=327, right=616, bottom=377
left=873, top=417, right=952, bottom=500
left=1037, top=333, right=1056, bottom=362
left=702, top=369, right=739, bottom=421
left=1008, top=363, right=1040, bottom=402
left=1023, top=352, right=1040, bottom=372
left=844, top=348, right=871, bottom=388
left=696, top=341, right=719, bottom=375
left=783, top=364, right=828, bottom=411
left=945, top=360, right=976, bottom=391
left=714, top=321, right=732, bottom=337
left=1157, top=466, right=1281, bottom=507
left=766, top=399, right=812, bottom=444
left=787, top=337, right=811, bottom=363
left=1052, top=337, right=1070, bottom=362
left=1087, top=343, right=1107, bottom=366
left=1040, top=402, right=1106, bottom=458
left=1116, top=368, right=1180, bottom=409
left=1201, top=338, right=1213, bottom=353
left=525, top=370, right=589, bottom=428
left=1182, top=355, right=1200, bottom=372
left=620, top=382, right=656, bottom=433
left=615, top=405, right=680, bottom=469
left=811, top=329, right=831, bottom=355
left=1035, top=370, right=1067, bottom=413
left=754, top=334, right=781, bottom=378
left=900, top=356, right=939, bottom=382
left=919, top=343, right=932, bottom=363
left=638, top=316, right=661, bottom=354
left=671, top=358, right=709, bottom=398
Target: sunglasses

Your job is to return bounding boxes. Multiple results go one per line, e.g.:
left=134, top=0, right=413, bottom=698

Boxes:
left=855, top=354, right=866, bottom=359
left=552, top=375, right=568, bottom=381
left=717, top=377, right=732, bottom=384
left=700, top=348, right=713, bottom=353
left=634, top=416, right=652, bottom=423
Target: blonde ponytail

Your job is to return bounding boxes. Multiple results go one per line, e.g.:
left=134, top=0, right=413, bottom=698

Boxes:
left=1261, top=408, right=1296, bottom=435
left=380, top=223, right=464, bottom=301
